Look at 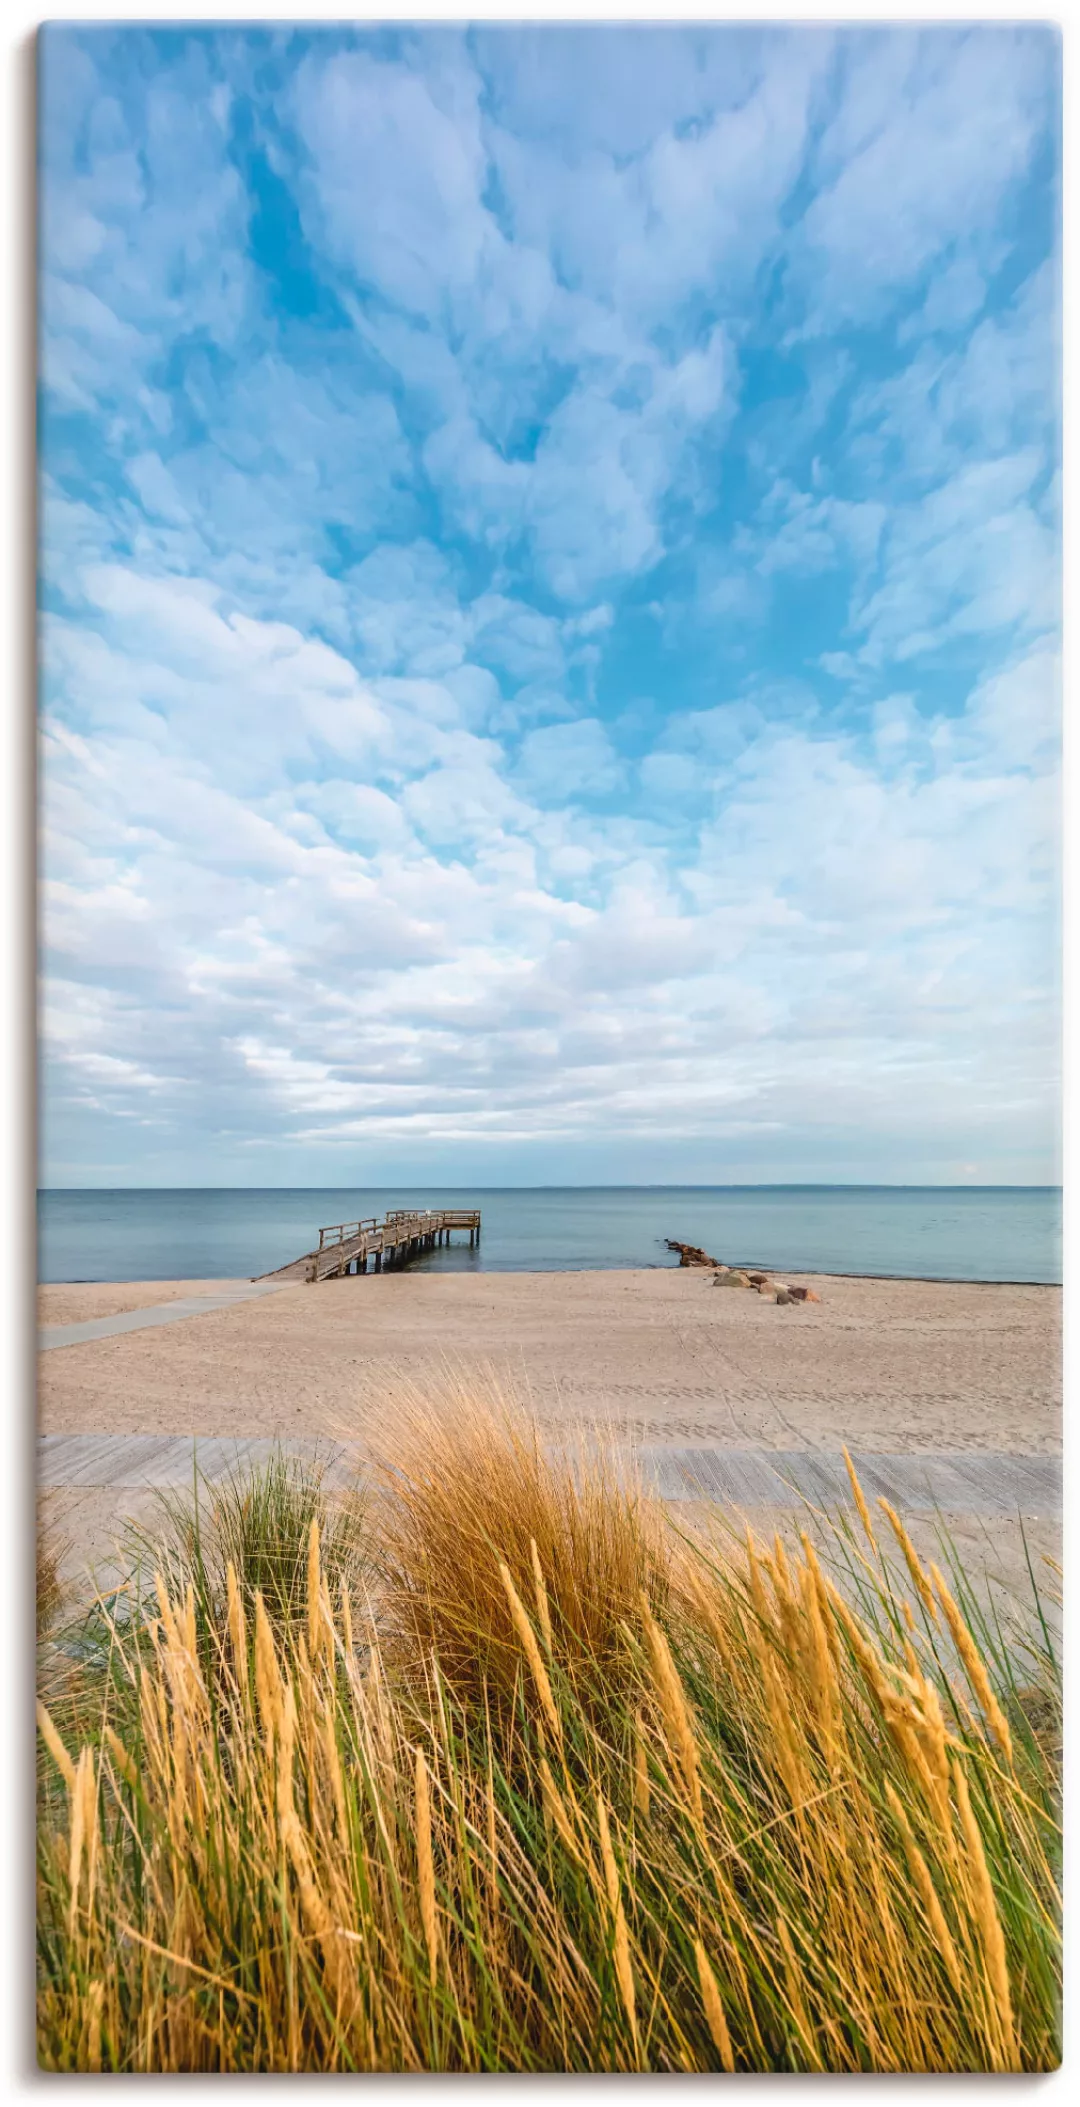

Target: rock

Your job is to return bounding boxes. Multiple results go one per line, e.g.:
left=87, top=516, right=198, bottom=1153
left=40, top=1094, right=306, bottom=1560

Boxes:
left=775, top=1288, right=794, bottom=1305
left=786, top=1286, right=809, bottom=1302
left=804, top=1289, right=821, bottom=1303
left=666, top=1239, right=723, bottom=1268
left=714, top=1269, right=750, bottom=1288
left=748, top=1272, right=768, bottom=1286
left=757, top=1287, right=777, bottom=1302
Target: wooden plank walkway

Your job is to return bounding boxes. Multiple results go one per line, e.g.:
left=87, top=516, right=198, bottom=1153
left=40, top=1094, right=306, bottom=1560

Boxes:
left=638, top=1446, right=1061, bottom=1516
left=259, top=1208, right=482, bottom=1284
left=36, top=1437, right=1061, bottom=1517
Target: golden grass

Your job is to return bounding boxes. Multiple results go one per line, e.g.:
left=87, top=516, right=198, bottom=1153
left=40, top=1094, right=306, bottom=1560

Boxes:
left=374, top=1385, right=668, bottom=1710
left=126, top=1443, right=371, bottom=1637
left=36, top=1414, right=1061, bottom=2072
left=36, top=1513, right=67, bottom=1638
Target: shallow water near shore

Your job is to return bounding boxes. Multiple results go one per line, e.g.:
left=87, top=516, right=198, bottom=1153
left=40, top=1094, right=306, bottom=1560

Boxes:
left=38, top=1184, right=1061, bottom=1286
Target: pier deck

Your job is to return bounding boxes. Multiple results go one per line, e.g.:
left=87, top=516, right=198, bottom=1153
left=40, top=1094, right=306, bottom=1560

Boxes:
left=259, top=1208, right=481, bottom=1285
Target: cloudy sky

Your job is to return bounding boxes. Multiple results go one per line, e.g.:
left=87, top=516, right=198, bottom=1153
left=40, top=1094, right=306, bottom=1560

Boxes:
left=38, top=21, right=1060, bottom=1188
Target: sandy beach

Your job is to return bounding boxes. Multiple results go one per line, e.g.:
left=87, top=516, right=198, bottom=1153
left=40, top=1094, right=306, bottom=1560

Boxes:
left=37, top=1278, right=248, bottom=1327
left=38, top=1266, right=1060, bottom=1594
left=39, top=1266, right=1060, bottom=1451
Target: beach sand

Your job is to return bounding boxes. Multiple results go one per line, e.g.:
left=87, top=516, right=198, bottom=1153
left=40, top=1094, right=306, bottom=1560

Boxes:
left=37, top=1279, right=255, bottom=1327
left=39, top=1266, right=1060, bottom=1452
left=38, top=1267, right=1060, bottom=1596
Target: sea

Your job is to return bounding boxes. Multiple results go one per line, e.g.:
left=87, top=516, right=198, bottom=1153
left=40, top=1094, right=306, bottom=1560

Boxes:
left=37, top=1186, right=1061, bottom=1287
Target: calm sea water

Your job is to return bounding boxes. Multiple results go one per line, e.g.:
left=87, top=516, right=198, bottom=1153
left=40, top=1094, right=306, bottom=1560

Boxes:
left=38, top=1186, right=1061, bottom=1286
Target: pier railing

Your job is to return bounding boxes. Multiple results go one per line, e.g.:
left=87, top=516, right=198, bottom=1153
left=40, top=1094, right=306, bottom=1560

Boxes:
left=317, top=1218, right=380, bottom=1250
left=309, top=1207, right=480, bottom=1282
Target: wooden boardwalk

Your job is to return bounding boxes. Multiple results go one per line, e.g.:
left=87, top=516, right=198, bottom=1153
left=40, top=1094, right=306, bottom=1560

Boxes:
left=260, top=1208, right=481, bottom=1284
left=36, top=1436, right=1061, bottom=1517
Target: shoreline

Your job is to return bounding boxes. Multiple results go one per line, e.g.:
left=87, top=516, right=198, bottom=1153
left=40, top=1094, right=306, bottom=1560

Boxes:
left=40, top=1262, right=1062, bottom=1290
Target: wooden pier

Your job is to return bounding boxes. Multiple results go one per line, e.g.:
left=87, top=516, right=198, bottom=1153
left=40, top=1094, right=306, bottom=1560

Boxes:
left=259, top=1208, right=481, bottom=1285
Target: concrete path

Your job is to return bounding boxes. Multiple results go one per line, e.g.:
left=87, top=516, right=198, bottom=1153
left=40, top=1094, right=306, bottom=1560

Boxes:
left=39, top=1281, right=285, bottom=1353
left=36, top=1435, right=1061, bottom=1516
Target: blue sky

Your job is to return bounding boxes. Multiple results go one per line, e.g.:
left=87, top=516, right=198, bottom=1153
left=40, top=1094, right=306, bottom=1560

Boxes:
left=38, top=21, right=1060, bottom=1187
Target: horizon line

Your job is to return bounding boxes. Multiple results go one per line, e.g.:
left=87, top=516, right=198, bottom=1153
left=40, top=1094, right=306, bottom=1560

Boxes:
left=38, top=1182, right=1062, bottom=1195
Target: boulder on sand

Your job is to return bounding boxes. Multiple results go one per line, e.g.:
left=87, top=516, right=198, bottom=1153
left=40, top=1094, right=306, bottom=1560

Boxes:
left=775, top=1287, right=794, bottom=1305
left=713, top=1269, right=751, bottom=1287
left=748, top=1272, right=768, bottom=1286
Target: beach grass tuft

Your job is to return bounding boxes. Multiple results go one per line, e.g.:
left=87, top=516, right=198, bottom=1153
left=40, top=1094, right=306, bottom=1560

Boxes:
left=375, top=1388, right=669, bottom=1713
left=37, top=1515, right=67, bottom=1638
left=36, top=1408, right=1061, bottom=2073
left=125, top=1442, right=372, bottom=1638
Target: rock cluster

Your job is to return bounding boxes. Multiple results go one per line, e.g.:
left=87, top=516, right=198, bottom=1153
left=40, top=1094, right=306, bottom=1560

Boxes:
left=665, top=1238, right=821, bottom=1305
left=711, top=1264, right=821, bottom=1306
left=664, top=1240, right=722, bottom=1268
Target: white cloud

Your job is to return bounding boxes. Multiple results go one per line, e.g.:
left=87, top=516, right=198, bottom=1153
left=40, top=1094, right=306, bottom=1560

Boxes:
left=797, top=29, right=1052, bottom=323
left=39, top=540, right=1060, bottom=1176
left=294, top=48, right=492, bottom=319
left=37, top=24, right=1060, bottom=1181
left=517, top=719, right=626, bottom=803
left=292, top=43, right=737, bottom=604
left=849, top=452, right=1056, bottom=666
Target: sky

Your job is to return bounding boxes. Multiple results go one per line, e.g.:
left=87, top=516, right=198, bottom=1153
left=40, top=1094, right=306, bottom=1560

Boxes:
left=37, top=20, right=1061, bottom=1189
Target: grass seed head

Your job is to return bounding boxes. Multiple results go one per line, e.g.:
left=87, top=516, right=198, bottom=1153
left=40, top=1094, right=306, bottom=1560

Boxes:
left=37, top=1700, right=78, bottom=1794
left=596, top=1794, right=639, bottom=2058
left=694, top=1939, right=736, bottom=2072
left=415, top=1744, right=438, bottom=1980
left=499, top=1561, right=562, bottom=1746
left=639, top=1592, right=704, bottom=1833
left=931, top=1565, right=1013, bottom=1766
left=877, top=1500, right=937, bottom=1620
left=842, top=1447, right=878, bottom=1551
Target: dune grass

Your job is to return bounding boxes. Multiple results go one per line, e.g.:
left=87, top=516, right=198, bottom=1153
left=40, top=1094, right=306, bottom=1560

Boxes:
left=376, top=1390, right=669, bottom=1713
left=36, top=1405, right=1061, bottom=2072
left=36, top=1522, right=66, bottom=1639
left=125, top=1442, right=372, bottom=1636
